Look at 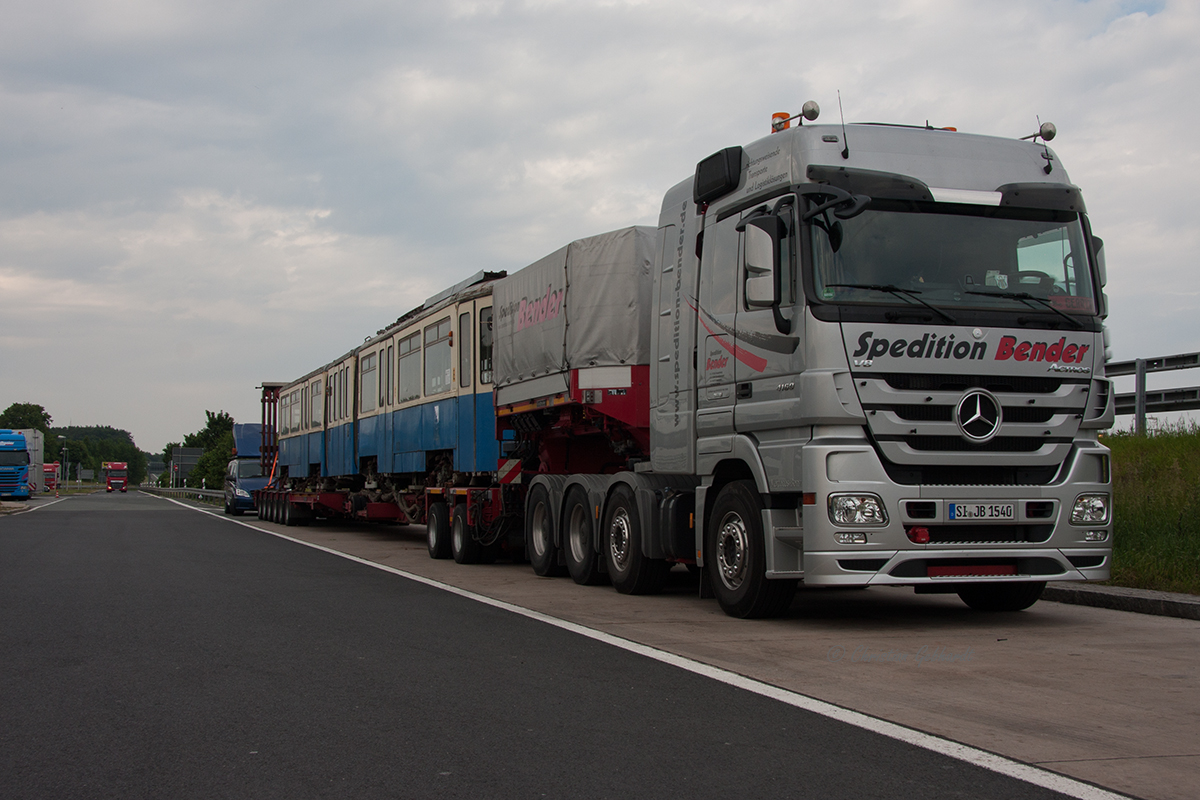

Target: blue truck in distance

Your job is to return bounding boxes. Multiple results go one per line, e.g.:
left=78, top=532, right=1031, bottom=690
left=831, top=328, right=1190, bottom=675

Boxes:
left=224, top=423, right=270, bottom=515
left=0, top=430, right=33, bottom=500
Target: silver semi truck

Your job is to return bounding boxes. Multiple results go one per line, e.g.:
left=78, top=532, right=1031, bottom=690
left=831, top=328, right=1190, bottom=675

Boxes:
left=496, top=107, right=1112, bottom=617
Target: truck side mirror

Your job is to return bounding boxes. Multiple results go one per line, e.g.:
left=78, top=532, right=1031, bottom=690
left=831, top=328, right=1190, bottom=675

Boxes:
left=738, top=213, right=793, bottom=334
left=1092, top=235, right=1106, bottom=287
left=743, top=222, right=777, bottom=307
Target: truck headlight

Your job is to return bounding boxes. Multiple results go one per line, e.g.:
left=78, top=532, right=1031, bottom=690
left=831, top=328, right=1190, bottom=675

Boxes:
left=1071, top=494, right=1109, bottom=525
left=828, top=494, right=888, bottom=526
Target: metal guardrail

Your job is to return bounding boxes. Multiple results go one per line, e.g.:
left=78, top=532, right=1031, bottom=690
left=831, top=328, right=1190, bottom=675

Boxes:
left=1108, top=351, right=1200, bottom=434
left=141, top=487, right=224, bottom=504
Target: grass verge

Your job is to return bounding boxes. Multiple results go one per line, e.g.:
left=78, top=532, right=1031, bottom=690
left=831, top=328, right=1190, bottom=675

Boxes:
left=1105, top=421, right=1200, bottom=595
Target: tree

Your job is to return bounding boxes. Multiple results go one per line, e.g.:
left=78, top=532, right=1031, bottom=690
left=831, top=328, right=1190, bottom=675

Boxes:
left=0, top=403, right=52, bottom=435
left=189, top=431, right=234, bottom=489
left=162, top=410, right=236, bottom=487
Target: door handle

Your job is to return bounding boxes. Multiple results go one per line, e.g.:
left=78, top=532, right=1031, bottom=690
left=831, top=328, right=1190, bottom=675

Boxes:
left=736, top=383, right=752, bottom=399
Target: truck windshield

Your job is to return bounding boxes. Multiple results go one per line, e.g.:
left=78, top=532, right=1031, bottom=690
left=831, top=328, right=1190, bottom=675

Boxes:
left=811, top=201, right=1097, bottom=316
left=109, top=470, right=127, bottom=477
left=0, top=451, right=29, bottom=466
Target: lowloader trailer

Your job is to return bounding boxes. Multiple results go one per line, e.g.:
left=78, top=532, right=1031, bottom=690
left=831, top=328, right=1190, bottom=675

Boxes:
left=258, top=104, right=1113, bottom=618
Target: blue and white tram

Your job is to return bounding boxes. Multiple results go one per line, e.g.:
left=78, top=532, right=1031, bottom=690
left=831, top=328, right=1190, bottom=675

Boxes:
left=265, top=272, right=506, bottom=525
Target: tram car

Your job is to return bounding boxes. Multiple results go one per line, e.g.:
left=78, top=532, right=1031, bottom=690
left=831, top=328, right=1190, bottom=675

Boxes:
left=255, top=270, right=519, bottom=560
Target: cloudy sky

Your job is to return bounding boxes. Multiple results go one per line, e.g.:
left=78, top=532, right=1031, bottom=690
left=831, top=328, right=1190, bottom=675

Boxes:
left=0, top=0, right=1192, bottom=451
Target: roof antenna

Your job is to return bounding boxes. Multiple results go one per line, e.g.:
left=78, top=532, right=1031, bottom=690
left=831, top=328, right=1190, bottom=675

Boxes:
left=838, top=90, right=850, bottom=160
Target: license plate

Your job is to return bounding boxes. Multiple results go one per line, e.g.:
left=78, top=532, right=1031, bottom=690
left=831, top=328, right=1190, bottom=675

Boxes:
left=948, top=502, right=1014, bottom=521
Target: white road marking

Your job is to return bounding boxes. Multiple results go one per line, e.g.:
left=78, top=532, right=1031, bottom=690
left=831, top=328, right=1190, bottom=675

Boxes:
left=152, top=492, right=1133, bottom=800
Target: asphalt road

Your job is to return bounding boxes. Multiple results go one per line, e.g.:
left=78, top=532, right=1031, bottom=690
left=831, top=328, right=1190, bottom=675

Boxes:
left=3, top=493, right=1086, bottom=799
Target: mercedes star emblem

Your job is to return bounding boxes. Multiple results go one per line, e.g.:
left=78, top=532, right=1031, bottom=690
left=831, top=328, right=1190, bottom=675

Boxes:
left=956, top=390, right=1002, bottom=442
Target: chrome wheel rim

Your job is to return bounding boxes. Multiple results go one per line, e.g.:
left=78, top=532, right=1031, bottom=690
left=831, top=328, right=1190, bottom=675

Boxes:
left=568, top=504, right=590, bottom=563
left=530, top=501, right=549, bottom=558
left=716, top=511, right=749, bottom=591
left=452, top=515, right=464, bottom=553
left=609, top=507, right=632, bottom=572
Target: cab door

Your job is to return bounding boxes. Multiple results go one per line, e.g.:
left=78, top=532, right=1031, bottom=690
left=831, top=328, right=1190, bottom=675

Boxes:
left=732, top=199, right=805, bottom=429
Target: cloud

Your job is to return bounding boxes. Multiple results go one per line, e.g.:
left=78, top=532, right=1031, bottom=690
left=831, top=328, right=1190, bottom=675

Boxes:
left=0, top=0, right=1196, bottom=447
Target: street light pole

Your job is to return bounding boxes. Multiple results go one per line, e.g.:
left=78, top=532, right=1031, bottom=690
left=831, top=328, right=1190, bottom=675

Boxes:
left=56, top=435, right=66, bottom=497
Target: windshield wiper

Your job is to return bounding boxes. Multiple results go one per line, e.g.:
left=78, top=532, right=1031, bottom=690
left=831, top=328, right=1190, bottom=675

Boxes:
left=826, top=283, right=956, bottom=324
left=963, top=290, right=1084, bottom=329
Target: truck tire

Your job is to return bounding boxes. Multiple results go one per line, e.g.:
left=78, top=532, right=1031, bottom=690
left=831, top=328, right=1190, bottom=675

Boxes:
left=526, top=485, right=565, bottom=577
left=603, top=484, right=668, bottom=595
left=707, top=480, right=796, bottom=618
left=564, top=486, right=606, bottom=585
left=427, top=502, right=451, bottom=559
left=957, top=582, right=1045, bottom=612
left=452, top=503, right=482, bottom=564
left=283, top=500, right=297, bottom=527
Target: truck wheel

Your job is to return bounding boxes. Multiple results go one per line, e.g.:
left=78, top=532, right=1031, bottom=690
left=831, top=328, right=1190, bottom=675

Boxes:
left=526, top=485, right=565, bottom=577
left=707, top=480, right=796, bottom=618
left=958, top=582, right=1045, bottom=612
left=427, top=502, right=451, bottom=559
left=452, top=503, right=481, bottom=564
left=603, top=484, right=668, bottom=595
left=564, top=487, right=606, bottom=585
left=283, top=500, right=296, bottom=527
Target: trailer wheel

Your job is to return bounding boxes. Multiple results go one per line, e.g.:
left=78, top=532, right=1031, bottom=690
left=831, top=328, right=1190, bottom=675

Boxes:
left=452, top=503, right=482, bottom=564
left=526, top=485, right=565, bottom=577
left=564, top=487, right=606, bottom=585
left=283, top=500, right=297, bottom=527
left=603, top=484, right=668, bottom=595
left=707, top=480, right=796, bottom=618
left=427, top=502, right=451, bottom=559
left=957, top=582, right=1045, bottom=612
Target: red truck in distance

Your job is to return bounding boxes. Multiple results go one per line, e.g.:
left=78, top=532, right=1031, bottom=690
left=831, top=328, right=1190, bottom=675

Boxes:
left=102, top=461, right=128, bottom=493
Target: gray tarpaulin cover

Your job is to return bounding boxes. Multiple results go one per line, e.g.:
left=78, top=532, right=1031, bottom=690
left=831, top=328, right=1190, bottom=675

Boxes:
left=494, top=226, right=655, bottom=402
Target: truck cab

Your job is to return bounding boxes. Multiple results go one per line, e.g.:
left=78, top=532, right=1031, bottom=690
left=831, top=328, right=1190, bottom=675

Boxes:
left=649, top=116, right=1112, bottom=615
left=102, top=462, right=129, bottom=492
left=0, top=430, right=32, bottom=500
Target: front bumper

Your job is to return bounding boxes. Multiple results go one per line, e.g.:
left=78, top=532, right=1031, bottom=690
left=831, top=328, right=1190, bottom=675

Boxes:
left=767, top=434, right=1112, bottom=586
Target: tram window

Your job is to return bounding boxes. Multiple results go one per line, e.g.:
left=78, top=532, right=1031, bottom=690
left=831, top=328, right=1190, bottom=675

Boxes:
left=459, top=312, right=472, bottom=388
left=425, top=318, right=452, bottom=396
left=385, top=345, right=394, bottom=405
left=332, top=372, right=339, bottom=421
left=398, top=332, right=421, bottom=402
left=311, top=379, right=323, bottom=427
left=361, top=353, right=377, bottom=413
left=479, top=307, right=494, bottom=385
left=342, top=366, right=349, bottom=418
